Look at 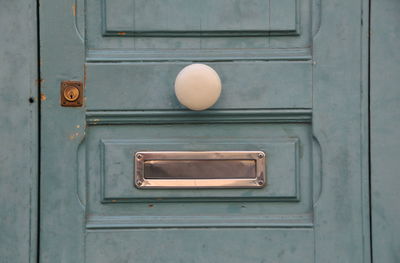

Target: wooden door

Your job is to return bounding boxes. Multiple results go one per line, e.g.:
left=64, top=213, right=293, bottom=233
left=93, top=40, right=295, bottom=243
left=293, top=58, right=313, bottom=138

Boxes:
left=40, top=0, right=370, bottom=262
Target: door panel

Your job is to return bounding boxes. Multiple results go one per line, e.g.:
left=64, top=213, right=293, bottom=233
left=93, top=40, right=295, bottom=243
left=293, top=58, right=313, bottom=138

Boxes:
left=99, top=135, right=302, bottom=201
left=85, top=229, right=314, bottom=263
left=103, top=0, right=297, bottom=34
left=85, top=123, right=312, bottom=231
left=87, top=0, right=310, bottom=50
left=86, top=62, right=312, bottom=110
left=40, top=0, right=370, bottom=262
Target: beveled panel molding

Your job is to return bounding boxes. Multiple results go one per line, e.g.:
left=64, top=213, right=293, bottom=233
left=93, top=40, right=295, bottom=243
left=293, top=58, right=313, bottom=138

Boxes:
left=103, top=0, right=299, bottom=37
left=86, top=109, right=312, bottom=125
left=99, top=138, right=301, bottom=203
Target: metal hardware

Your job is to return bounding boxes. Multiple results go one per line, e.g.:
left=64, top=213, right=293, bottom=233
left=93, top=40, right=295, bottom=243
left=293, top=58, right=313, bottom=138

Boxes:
left=63, top=86, right=79, bottom=101
left=134, top=151, right=266, bottom=189
left=60, top=80, right=83, bottom=107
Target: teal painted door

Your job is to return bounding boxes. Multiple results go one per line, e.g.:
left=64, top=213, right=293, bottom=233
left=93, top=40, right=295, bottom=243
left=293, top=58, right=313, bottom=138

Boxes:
left=370, top=0, right=400, bottom=261
left=39, top=0, right=370, bottom=262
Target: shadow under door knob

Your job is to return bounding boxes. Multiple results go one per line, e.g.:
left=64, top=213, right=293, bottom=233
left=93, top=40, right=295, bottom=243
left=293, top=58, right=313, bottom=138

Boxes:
left=174, top=64, right=222, bottom=111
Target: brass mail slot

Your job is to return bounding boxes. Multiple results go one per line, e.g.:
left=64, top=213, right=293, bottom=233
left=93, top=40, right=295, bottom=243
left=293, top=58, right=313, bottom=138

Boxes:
left=134, top=151, right=266, bottom=189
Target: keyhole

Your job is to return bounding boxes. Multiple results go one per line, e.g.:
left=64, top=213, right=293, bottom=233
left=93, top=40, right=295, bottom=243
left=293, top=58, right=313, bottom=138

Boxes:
left=63, top=86, right=80, bottom=102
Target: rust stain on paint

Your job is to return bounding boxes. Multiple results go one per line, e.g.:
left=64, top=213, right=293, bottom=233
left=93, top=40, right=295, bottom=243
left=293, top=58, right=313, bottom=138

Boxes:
left=40, top=93, right=47, bottom=101
left=117, top=32, right=127, bottom=36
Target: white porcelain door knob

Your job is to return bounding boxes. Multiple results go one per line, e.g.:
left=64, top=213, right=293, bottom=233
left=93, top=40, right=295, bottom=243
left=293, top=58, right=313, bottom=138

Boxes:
left=175, top=64, right=222, bottom=111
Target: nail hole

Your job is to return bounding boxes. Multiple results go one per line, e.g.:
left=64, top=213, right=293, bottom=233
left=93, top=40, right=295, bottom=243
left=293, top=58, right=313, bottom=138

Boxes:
left=28, top=97, right=34, bottom=103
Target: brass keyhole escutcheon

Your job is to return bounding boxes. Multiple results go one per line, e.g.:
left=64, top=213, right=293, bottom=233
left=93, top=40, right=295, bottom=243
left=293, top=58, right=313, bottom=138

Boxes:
left=63, top=86, right=80, bottom=102
left=60, top=80, right=83, bottom=107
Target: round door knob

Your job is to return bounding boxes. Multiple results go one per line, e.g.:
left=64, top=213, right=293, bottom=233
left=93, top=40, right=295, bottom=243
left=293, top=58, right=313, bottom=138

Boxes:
left=175, top=64, right=222, bottom=111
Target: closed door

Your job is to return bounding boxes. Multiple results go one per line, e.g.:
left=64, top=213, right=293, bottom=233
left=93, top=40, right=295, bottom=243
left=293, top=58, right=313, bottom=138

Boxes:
left=39, top=0, right=370, bottom=262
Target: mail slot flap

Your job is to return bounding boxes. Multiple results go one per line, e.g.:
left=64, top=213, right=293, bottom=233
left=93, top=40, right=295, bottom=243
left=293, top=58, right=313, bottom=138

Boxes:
left=134, top=151, right=266, bottom=189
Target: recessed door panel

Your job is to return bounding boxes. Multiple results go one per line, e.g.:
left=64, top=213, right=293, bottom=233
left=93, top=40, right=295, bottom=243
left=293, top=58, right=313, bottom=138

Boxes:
left=86, top=123, right=313, bottom=232
left=85, top=229, right=314, bottom=263
left=98, top=131, right=307, bottom=202
left=103, top=0, right=297, bottom=35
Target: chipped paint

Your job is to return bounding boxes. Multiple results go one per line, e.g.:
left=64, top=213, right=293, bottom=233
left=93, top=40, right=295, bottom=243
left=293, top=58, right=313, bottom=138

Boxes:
left=36, top=78, right=44, bottom=86
left=68, top=132, right=80, bottom=140
left=92, top=118, right=100, bottom=125
left=72, top=3, right=76, bottom=17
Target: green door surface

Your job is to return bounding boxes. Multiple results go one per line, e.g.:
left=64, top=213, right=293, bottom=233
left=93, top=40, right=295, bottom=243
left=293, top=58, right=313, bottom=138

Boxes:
left=39, top=0, right=370, bottom=262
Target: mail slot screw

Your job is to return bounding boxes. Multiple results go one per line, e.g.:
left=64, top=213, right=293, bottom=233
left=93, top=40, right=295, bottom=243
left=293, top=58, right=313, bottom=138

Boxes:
left=258, top=179, right=264, bottom=186
left=136, top=180, right=143, bottom=186
left=136, top=153, right=143, bottom=160
left=258, top=152, right=265, bottom=159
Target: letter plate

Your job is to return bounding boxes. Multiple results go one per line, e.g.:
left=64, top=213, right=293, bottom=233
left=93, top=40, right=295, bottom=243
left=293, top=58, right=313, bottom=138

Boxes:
left=134, top=151, right=266, bottom=189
